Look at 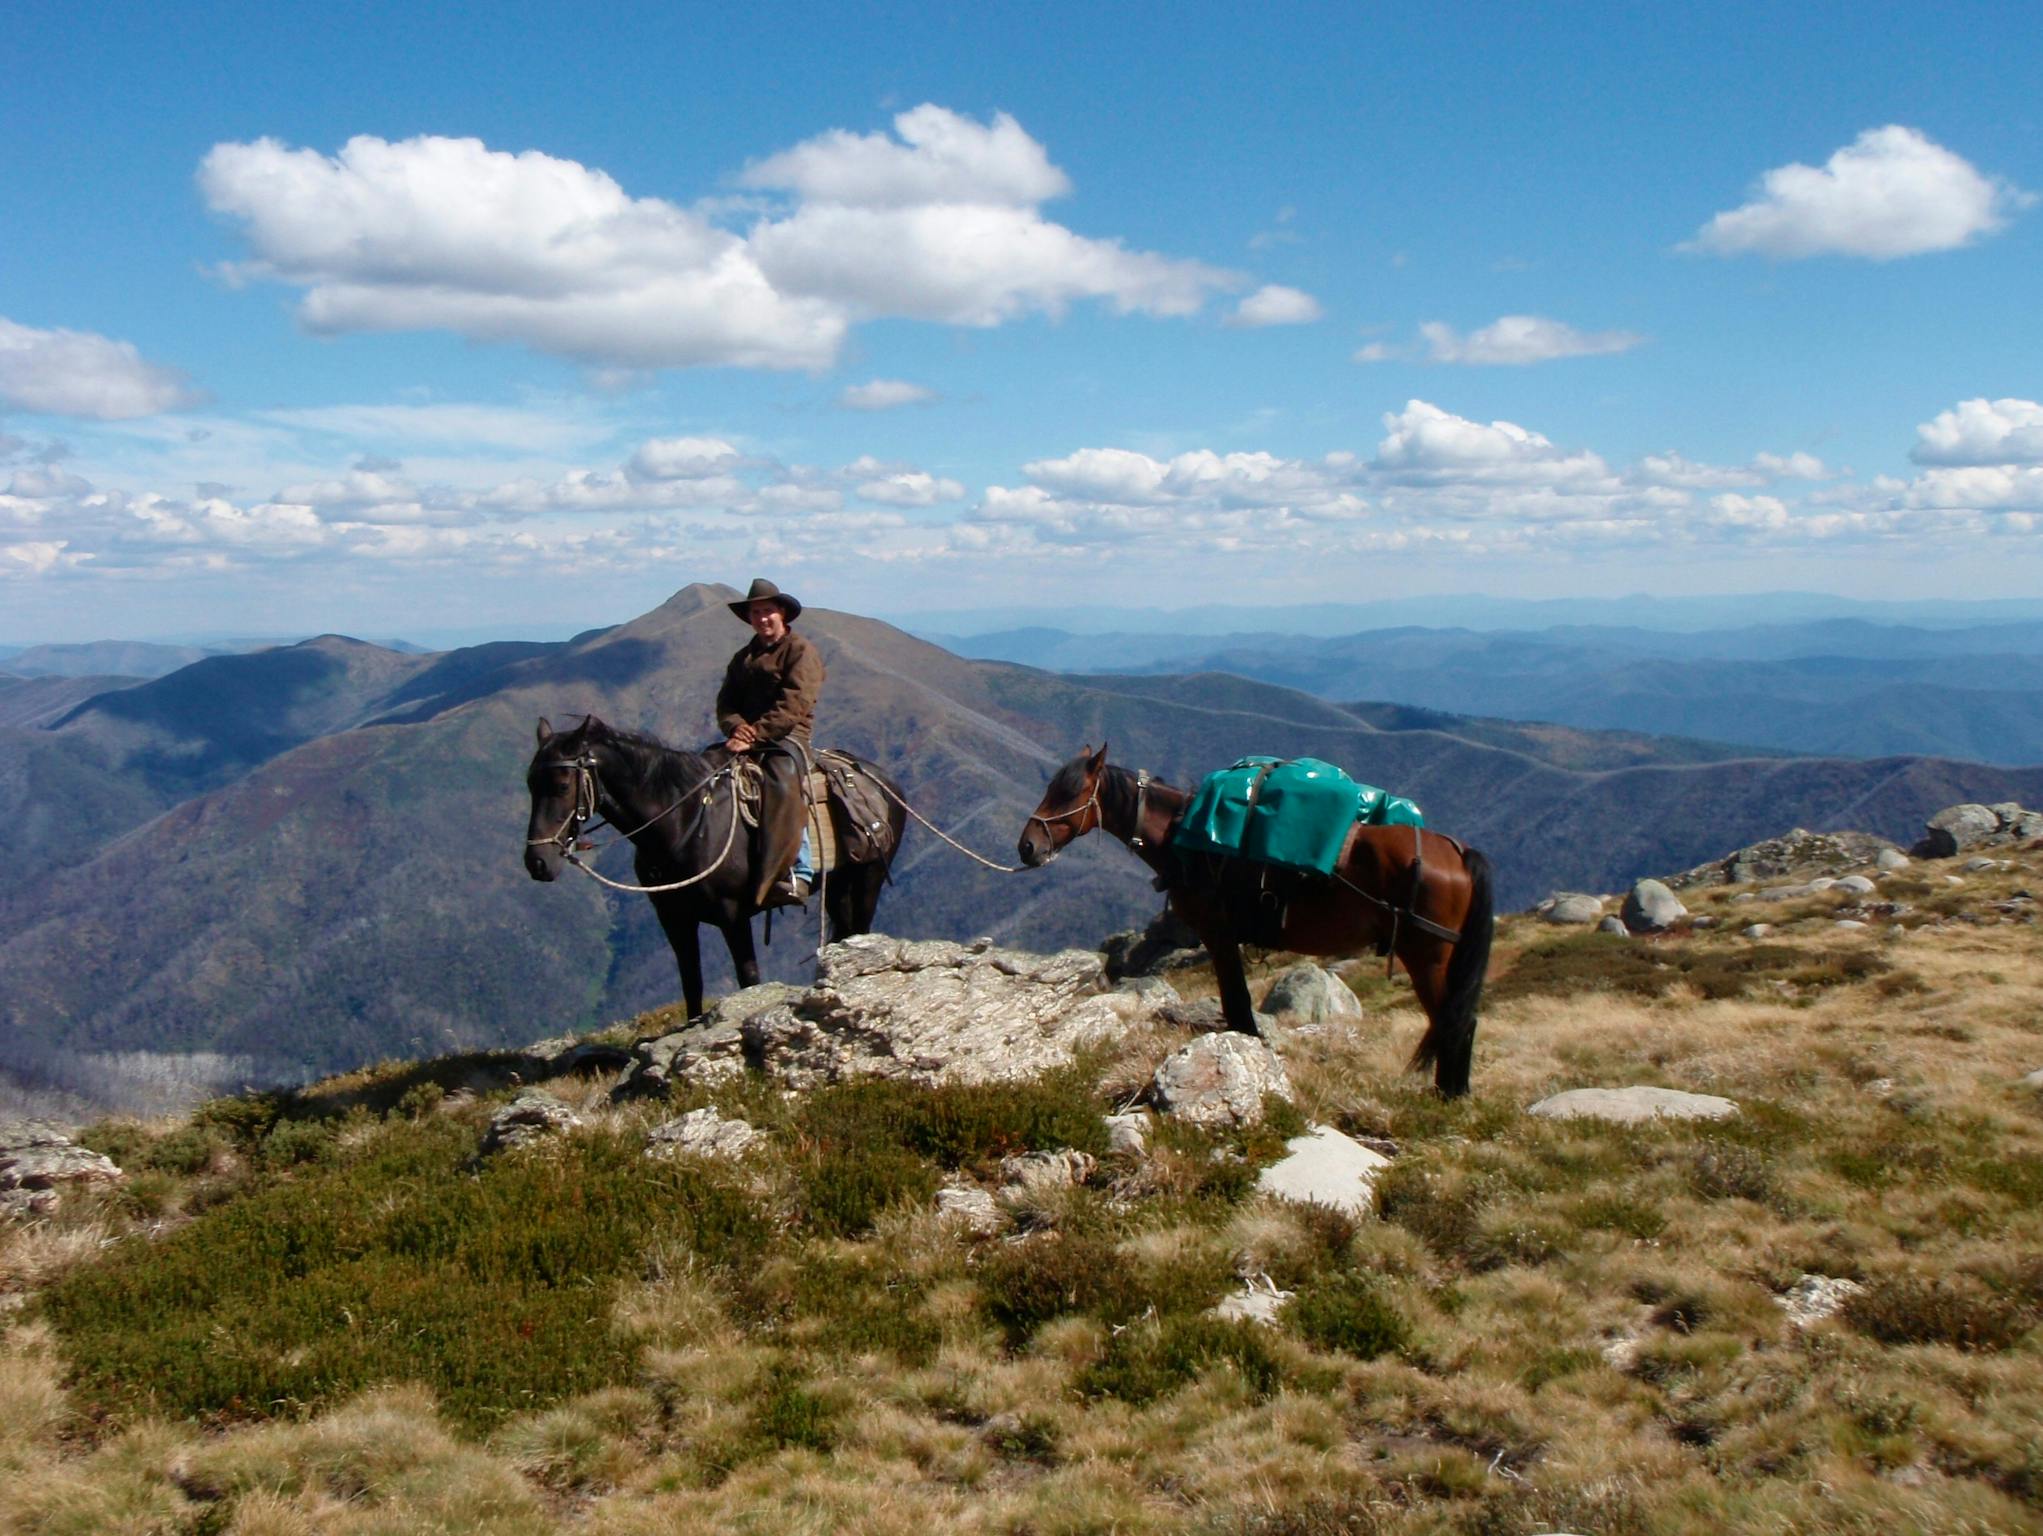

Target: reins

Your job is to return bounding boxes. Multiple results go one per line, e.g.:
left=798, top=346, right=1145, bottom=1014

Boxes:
left=528, top=750, right=746, bottom=894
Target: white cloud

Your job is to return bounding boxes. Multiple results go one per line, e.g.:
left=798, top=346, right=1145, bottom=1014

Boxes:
left=1636, top=452, right=1761, bottom=490
left=1228, top=285, right=1323, bottom=327
left=1352, top=340, right=1403, bottom=364
left=627, top=436, right=742, bottom=480
left=1903, top=465, right=2043, bottom=512
left=1753, top=451, right=1832, bottom=480
left=1912, top=397, right=2043, bottom=466
left=1418, top=315, right=1645, bottom=366
left=839, top=379, right=936, bottom=411
left=201, top=111, right=1237, bottom=371
left=1686, top=126, right=2030, bottom=260
left=1373, top=401, right=1610, bottom=486
left=740, top=104, right=1069, bottom=208
left=0, top=317, right=199, bottom=419
left=853, top=470, right=966, bottom=507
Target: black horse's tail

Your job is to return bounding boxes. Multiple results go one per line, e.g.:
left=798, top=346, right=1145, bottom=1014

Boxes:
left=1407, top=845, right=1495, bottom=1098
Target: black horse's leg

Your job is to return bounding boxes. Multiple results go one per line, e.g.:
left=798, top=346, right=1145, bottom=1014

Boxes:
left=826, top=862, right=882, bottom=942
left=721, top=910, right=762, bottom=991
left=652, top=897, right=705, bottom=1020
left=1204, top=928, right=1259, bottom=1035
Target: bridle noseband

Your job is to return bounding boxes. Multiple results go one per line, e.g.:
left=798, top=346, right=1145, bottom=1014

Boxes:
left=1023, top=778, right=1101, bottom=863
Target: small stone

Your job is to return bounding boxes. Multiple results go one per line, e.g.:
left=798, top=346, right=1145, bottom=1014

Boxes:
left=1000, top=1149, right=1097, bottom=1193
left=1527, top=1087, right=1738, bottom=1125
left=1863, top=1078, right=1895, bottom=1095
left=1964, top=857, right=2001, bottom=873
left=1260, top=964, right=1363, bottom=1025
left=1151, top=1034, right=1293, bottom=1127
left=1834, top=919, right=1868, bottom=930
left=1542, top=894, right=1605, bottom=925
left=644, top=1107, right=763, bottom=1161
left=1832, top=875, right=1877, bottom=896
left=1104, top=1111, right=1151, bottom=1156
left=1690, top=915, right=1718, bottom=929
left=1775, top=1273, right=1865, bottom=1328
left=1621, top=879, right=1686, bottom=934
left=1743, top=923, right=1774, bottom=938
left=935, top=1183, right=1003, bottom=1234
left=1212, top=1279, right=1294, bottom=1326
left=483, top=1090, right=582, bottom=1153
left=1597, top=915, right=1629, bottom=936
left=1876, top=848, right=1910, bottom=872
left=1254, top=1125, right=1392, bottom=1217
left=2021, top=1068, right=2043, bottom=1090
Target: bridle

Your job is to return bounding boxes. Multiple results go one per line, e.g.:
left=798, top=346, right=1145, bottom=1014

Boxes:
left=1022, top=777, right=1101, bottom=863
left=525, top=746, right=729, bottom=859
left=525, top=749, right=601, bottom=857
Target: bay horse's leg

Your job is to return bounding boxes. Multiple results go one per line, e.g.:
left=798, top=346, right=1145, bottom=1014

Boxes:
left=652, top=897, right=705, bottom=1020
left=1399, top=846, right=1496, bottom=1098
left=1202, top=927, right=1260, bottom=1035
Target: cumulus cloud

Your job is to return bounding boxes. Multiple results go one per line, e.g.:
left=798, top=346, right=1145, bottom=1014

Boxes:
left=0, top=317, right=200, bottom=419
left=740, top=104, right=1069, bottom=208
left=1227, top=285, right=1323, bottom=327
left=853, top=469, right=966, bottom=507
left=1686, top=126, right=2030, bottom=260
left=1912, top=397, right=2043, bottom=466
left=1373, top=400, right=1610, bottom=486
left=201, top=110, right=1238, bottom=371
left=628, top=436, right=742, bottom=480
left=839, top=379, right=936, bottom=411
left=1753, top=451, right=1832, bottom=480
left=1417, top=315, right=1645, bottom=366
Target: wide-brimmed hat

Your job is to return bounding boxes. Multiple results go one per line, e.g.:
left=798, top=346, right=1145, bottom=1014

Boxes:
left=727, top=577, right=801, bottom=622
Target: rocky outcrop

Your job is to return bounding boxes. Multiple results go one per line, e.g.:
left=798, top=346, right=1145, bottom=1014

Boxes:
left=644, top=1107, right=762, bottom=1161
left=1100, top=906, right=1206, bottom=979
left=483, top=1090, right=583, bottom=1153
left=1, top=1123, right=122, bottom=1218
left=1914, top=802, right=2043, bottom=859
left=1776, top=1274, right=1864, bottom=1328
left=1151, top=1034, right=1292, bottom=1127
left=1666, top=828, right=1899, bottom=889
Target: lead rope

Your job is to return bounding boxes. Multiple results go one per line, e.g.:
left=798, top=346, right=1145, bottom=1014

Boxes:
left=853, top=763, right=1032, bottom=873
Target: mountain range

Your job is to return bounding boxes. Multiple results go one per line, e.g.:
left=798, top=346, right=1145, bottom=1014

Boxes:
left=937, top=621, right=2043, bottom=766
left=7, top=582, right=2043, bottom=1115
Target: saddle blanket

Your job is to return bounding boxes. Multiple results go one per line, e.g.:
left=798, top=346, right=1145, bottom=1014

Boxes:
left=1171, top=756, right=1423, bottom=875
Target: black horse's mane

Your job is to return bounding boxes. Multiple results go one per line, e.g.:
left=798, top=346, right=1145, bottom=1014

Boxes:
left=571, top=718, right=714, bottom=799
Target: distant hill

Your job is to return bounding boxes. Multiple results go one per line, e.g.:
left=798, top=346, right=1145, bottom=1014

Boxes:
left=3, top=639, right=231, bottom=678
left=6, top=584, right=2043, bottom=1112
left=946, top=622, right=2043, bottom=766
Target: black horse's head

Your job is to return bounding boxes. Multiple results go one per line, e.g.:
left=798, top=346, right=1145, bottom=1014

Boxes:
left=1018, top=743, right=1108, bottom=868
left=523, top=715, right=602, bottom=881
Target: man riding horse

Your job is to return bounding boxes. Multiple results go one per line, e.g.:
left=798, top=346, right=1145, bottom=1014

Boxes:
left=716, top=578, right=822, bottom=908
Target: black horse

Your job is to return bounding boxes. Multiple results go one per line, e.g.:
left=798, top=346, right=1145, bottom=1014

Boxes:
left=522, top=715, right=906, bottom=1018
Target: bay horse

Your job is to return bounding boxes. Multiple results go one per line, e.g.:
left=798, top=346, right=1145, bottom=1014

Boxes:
left=522, top=715, right=907, bottom=1019
left=1018, top=745, right=1495, bottom=1096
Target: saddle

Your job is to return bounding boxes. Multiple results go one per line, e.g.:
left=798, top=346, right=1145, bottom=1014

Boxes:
left=730, top=744, right=895, bottom=904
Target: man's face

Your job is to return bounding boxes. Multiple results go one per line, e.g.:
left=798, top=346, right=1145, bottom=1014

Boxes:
left=747, top=600, right=788, bottom=643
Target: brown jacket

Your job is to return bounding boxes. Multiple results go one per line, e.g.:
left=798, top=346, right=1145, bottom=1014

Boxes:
left=715, top=628, right=824, bottom=746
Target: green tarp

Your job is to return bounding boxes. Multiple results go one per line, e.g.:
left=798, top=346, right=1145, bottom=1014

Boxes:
left=1170, top=756, right=1423, bottom=875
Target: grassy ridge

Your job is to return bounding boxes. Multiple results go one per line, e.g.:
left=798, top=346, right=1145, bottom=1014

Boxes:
left=3, top=851, right=2042, bottom=1533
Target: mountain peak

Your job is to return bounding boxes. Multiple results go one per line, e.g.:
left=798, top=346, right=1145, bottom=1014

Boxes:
left=656, top=583, right=742, bottom=617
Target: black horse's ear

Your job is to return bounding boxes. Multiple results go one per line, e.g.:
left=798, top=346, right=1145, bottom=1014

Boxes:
left=536, top=718, right=553, bottom=746
left=1087, top=741, right=1108, bottom=773
left=582, top=713, right=605, bottom=735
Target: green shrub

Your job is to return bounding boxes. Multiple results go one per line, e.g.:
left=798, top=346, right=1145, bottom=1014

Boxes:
left=1566, top=1194, right=1667, bottom=1240
left=979, top=1234, right=1131, bottom=1345
left=1492, top=937, right=1892, bottom=1005
left=38, top=1117, right=767, bottom=1432
left=1080, top=1314, right=1284, bottom=1404
left=797, top=1073, right=1108, bottom=1173
left=1286, top=1272, right=1412, bottom=1360
left=139, top=1122, right=230, bottom=1177
left=196, top=1093, right=287, bottom=1147
left=1842, top=1275, right=2037, bottom=1353
left=792, top=1142, right=939, bottom=1238
left=259, top=1118, right=338, bottom=1168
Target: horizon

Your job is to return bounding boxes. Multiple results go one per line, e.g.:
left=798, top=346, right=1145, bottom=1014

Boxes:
left=5, top=2, right=2040, bottom=639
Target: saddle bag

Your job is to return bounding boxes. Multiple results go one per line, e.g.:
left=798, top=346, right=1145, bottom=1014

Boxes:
left=818, top=753, right=895, bottom=865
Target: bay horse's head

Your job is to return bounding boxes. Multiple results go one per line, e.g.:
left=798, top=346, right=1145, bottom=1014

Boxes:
left=523, top=715, right=603, bottom=881
left=1018, top=743, right=1108, bottom=868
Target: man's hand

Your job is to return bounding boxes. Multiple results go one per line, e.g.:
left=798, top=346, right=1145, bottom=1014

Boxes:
left=724, top=723, right=757, bottom=753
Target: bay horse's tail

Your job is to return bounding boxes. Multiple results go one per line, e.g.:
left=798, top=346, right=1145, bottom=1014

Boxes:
left=1406, top=844, right=1495, bottom=1098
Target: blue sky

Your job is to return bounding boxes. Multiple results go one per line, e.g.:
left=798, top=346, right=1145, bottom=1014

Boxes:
left=4, top=0, right=2040, bottom=642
